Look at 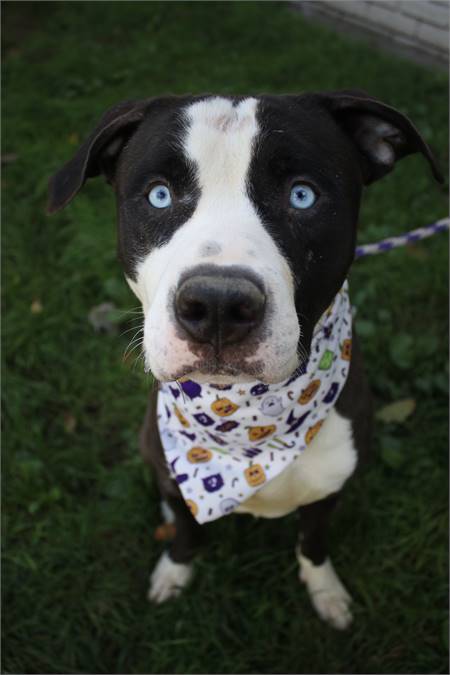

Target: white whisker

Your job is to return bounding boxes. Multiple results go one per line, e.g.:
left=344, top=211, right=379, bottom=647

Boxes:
left=123, top=330, right=145, bottom=360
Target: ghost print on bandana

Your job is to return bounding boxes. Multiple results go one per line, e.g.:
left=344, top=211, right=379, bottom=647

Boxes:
left=157, top=281, right=352, bottom=524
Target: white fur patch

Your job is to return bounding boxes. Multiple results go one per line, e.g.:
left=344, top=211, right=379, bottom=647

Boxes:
left=297, top=553, right=353, bottom=630
left=148, top=551, right=193, bottom=604
left=235, top=407, right=357, bottom=518
left=129, top=96, right=300, bottom=384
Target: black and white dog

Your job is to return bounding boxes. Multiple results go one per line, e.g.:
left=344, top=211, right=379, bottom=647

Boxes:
left=48, top=91, right=441, bottom=630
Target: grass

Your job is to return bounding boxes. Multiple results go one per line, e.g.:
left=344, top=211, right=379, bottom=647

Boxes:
left=2, top=2, right=448, bottom=673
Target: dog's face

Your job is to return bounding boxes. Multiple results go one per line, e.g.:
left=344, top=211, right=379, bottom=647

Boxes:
left=117, top=95, right=362, bottom=384
left=48, top=92, right=440, bottom=384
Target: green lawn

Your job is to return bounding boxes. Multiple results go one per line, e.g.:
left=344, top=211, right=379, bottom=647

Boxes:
left=3, top=2, right=448, bottom=673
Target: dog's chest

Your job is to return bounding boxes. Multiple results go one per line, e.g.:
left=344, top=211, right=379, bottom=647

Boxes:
left=234, top=408, right=357, bottom=518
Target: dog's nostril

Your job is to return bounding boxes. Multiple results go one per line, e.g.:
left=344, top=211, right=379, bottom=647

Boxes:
left=228, top=300, right=261, bottom=323
left=178, top=298, right=208, bottom=322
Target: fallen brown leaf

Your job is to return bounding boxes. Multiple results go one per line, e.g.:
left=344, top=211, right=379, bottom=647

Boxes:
left=377, top=398, right=416, bottom=423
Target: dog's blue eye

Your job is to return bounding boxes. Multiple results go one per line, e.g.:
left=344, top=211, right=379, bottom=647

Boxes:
left=290, top=184, right=316, bottom=209
left=148, top=184, right=172, bottom=209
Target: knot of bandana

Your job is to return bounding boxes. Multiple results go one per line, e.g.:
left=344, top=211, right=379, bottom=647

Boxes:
left=157, top=281, right=352, bottom=524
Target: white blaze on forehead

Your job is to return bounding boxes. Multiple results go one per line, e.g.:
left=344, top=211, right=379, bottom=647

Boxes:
left=185, top=97, right=259, bottom=197
left=131, top=95, right=300, bottom=383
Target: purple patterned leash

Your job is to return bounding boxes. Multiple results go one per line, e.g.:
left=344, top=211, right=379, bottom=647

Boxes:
left=355, top=217, right=449, bottom=259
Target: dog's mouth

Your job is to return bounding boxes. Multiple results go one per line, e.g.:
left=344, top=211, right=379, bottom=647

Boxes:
left=147, top=333, right=271, bottom=383
left=167, top=357, right=266, bottom=384
left=152, top=347, right=305, bottom=385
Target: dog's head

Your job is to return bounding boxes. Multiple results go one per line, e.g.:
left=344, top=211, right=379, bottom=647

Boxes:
left=48, top=92, right=441, bottom=383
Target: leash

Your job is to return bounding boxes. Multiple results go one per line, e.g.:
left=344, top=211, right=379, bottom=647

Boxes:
left=355, top=217, right=449, bottom=259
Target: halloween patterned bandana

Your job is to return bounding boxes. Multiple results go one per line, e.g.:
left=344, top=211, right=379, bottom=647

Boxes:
left=157, top=281, right=352, bottom=524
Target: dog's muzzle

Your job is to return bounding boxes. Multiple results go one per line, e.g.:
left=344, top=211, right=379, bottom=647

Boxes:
left=174, top=269, right=266, bottom=350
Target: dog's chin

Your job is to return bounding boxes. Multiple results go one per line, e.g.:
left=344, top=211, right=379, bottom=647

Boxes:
left=151, top=354, right=302, bottom=386
left=181, top=372, right=262, bottom=385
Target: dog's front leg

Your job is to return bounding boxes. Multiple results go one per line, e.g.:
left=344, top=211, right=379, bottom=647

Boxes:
left=296, top=493, right=353, bottom=630
left=148, top=496, right=205, bottom=604
left=140, top=390, right=205, bottom=604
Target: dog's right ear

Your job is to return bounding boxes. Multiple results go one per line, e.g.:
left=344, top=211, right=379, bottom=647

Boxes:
left=47, top=99, right=150, bottom=214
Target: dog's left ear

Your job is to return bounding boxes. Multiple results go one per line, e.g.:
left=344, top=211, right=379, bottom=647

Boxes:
left=47, top=99, right=151, bottom=214
left=320, top=90, right=444, bottom=185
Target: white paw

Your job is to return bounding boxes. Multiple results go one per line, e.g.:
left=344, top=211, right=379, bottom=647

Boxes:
left=308, top=586, right=353, bottom=630
left=297, top=553, right=353, bottom=630
left=148, top=551, right=193, bottom=604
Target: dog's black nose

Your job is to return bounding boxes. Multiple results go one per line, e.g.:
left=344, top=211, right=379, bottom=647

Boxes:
left=175, top=272, right=266, bottom=348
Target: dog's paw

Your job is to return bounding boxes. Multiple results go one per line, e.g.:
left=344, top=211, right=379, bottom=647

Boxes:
left=297, top=553, right=353, bottom=630
left=148, top=551, right=193, bottom=604
left=308, top=586, right=353, bottom=630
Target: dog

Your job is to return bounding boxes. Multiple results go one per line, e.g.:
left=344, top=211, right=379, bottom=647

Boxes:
left=48, top=91, right=441, bottom=630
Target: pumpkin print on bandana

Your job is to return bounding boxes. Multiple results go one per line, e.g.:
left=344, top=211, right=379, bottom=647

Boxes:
left=157, top=281, right=352, bottom=524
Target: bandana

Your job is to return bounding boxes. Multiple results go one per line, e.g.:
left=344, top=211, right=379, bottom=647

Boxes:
left=157, top=281, right=352, bottom=524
